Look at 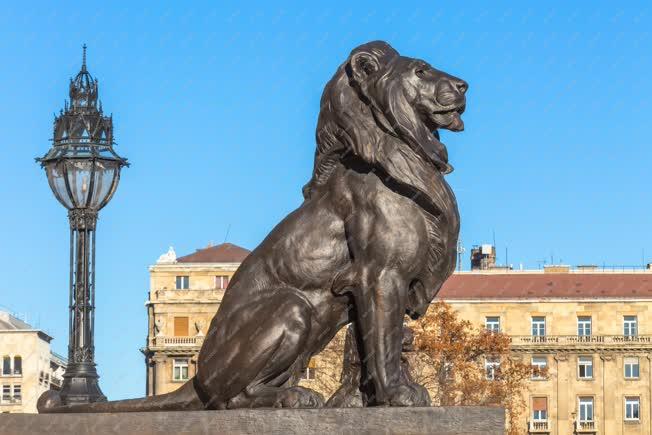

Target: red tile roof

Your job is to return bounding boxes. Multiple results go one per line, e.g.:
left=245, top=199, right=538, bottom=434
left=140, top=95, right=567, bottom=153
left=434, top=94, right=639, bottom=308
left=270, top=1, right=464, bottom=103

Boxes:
left=438, top=273, right=652, bottom=299
left=177, top=243, right=250, bottom=263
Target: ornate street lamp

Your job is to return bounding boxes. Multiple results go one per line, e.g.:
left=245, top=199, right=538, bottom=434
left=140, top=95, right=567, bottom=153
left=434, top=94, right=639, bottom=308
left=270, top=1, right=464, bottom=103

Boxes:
left=36, top=45, right=128, bottom=405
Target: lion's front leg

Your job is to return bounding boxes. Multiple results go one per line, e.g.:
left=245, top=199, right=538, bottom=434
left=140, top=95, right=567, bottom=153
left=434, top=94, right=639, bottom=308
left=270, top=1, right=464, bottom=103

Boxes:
left=340, top=176, right=432, bottom=407
left=351, top=267, right=427, bottom=406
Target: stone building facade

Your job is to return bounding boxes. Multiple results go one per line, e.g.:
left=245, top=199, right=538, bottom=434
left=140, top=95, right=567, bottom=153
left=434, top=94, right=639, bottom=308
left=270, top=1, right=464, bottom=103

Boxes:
left=142, top=243, right=250, bottom=396
left=0, top=311, right=66, bottom=413
left=142, top=245, right=652, bottom=434
left=441, top=267, right=652, bottom=435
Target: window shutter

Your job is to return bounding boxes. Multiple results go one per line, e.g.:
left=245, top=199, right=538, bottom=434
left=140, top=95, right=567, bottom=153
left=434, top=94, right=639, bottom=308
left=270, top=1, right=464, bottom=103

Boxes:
left=174, top=317, right=189, bottom=337
left=533, top=397, right=547, bottom=411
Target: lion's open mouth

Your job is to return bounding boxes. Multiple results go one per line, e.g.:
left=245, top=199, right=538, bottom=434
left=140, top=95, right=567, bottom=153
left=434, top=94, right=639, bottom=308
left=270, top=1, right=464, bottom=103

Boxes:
left=428, top=104, right=465, bottom=132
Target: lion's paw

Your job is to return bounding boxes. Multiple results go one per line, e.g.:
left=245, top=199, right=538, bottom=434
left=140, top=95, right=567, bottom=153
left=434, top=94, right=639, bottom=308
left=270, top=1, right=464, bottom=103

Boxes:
left=274, top=386, right=325, bottom=408
left=386, top=383, right=432, bottom=407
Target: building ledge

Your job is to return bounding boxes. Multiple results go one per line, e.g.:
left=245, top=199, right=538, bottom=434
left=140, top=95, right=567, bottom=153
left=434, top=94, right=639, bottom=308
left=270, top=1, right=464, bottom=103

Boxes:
left=511, top=335, right=652, bottom=351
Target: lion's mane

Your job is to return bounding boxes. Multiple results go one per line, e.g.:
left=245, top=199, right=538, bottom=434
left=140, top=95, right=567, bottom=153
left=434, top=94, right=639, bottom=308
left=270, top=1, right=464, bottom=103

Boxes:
left=303, top=41, right=452, bottom=203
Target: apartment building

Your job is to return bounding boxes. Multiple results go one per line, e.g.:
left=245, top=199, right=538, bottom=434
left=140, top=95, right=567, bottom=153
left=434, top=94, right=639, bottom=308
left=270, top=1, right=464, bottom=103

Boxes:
left=441, top=266, right=652, bottom=434
left=0, top=311, right=66, bottom=413
left=142, top=243, right=250, bottom=396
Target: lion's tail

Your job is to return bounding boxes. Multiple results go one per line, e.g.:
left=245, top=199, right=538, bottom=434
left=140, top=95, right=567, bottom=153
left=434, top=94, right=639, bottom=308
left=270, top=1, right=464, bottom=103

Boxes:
left=38, top=378, right=204, bottom=413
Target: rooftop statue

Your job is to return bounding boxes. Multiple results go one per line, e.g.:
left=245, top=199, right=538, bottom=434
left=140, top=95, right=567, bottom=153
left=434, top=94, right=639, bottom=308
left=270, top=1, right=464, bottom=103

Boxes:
left=39, top=40, right=467, bottom=412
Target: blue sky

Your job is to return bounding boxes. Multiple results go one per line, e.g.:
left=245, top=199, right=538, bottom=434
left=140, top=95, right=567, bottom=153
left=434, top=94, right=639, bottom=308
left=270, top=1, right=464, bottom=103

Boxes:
left=0, top=1, right=650, bottom=399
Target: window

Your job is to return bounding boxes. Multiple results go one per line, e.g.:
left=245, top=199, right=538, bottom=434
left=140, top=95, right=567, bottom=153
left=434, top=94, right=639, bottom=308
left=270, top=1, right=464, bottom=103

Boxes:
left=300, top=358, right=317, bottom=380
left=578, top=356, right=593, bottom=379
left=2, top=356, right=10, bottom=375
left=624, top=316, right=638, bottom=337
left=625, top=357, right=640, bottom=379
left=300, top=367, right=316, bottom=380
left=1, top=385, right=9, bottom=402
left=174, top=317, right=189, bottom=337
left=12, top=356, right=21, bottom=375
left=532, top=317, right=546, bottom=337
left=175, top=276, right=189, bottom=290
left=173, top=358, right=189, bottom=381
left=38, top=371, right=44, bottom=385
left=485, top=356, right=500, bottom=380
left=12, top=385, right=21, bottom=403
left=485, top=316, right=500, bottom=332
left=44, top=373, right=49, bottom=387
left=215, top=275, right=230, bottom=289
left=577, top=316, right=592, bottom=336
left=579, top=397, right=594, bottom=422
left=531, top=356, right=547, bottom=380
left=532, top=397, right=547, bottom=421
left=625, top=397, right=640, bottom=421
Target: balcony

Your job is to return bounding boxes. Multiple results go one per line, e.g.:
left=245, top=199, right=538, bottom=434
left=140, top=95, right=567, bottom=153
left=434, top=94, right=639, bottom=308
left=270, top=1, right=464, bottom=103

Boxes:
left=510, top=335, right=652, bottom=351
left=575, top=420, right=597, bottom=433
left=50, top=376, right=63, bottom=388
left=528, top=420, right=549, bottom=432
left=148, top=335, right=205, bottom=349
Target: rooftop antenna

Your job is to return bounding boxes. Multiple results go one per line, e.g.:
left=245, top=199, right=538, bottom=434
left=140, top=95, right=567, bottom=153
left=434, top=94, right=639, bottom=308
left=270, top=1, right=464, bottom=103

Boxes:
left=457, top=239, right=465, bottom=271
left=505, top=246, right=509, bottom=271
left=537, top=259, right=547, bottom=269
left=223, top=224, right=232, bottom=244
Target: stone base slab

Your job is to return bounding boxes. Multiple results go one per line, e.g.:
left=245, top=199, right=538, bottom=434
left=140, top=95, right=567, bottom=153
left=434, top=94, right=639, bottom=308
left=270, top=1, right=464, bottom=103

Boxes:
left=0, top=406, right=504, bottom=435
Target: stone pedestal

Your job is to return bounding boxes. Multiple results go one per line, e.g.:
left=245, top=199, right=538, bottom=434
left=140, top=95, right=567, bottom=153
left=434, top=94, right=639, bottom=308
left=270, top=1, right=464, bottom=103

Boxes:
left=0, top=406, right=504, bottom=435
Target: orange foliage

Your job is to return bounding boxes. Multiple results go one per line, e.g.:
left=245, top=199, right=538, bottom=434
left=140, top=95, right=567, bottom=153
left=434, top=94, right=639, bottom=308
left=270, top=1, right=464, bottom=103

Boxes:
left=410, top=301, right=540, bottom=435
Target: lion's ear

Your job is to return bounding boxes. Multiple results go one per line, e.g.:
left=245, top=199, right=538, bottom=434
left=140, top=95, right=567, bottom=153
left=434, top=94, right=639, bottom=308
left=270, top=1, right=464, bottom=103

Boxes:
left=350, top=52, right=380, bottom=83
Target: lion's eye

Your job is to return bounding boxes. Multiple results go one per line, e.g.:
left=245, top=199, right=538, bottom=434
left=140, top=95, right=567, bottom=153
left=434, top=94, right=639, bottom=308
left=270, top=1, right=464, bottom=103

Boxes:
left=415, top=69, right=426, bottom=78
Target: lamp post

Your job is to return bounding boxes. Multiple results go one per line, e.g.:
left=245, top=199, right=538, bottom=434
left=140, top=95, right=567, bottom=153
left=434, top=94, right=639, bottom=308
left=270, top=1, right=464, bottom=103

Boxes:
left=36, top=45, right=128, bottom=405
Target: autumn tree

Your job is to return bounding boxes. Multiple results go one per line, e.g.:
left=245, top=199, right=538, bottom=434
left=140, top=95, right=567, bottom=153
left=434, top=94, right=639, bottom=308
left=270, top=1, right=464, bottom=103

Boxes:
left=409, top=301, right=538, bottom=435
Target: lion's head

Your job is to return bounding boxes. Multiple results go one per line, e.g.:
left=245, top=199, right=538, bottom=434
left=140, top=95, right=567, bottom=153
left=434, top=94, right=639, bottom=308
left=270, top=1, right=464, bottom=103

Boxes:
left=304, top=41, right=467, bottom=198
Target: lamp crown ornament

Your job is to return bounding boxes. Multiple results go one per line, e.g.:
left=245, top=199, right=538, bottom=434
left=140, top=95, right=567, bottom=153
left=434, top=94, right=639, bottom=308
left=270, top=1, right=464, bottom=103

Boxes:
left=38, top=45, right=128, bottom=215
left=68, top=44, right=99, bottom=113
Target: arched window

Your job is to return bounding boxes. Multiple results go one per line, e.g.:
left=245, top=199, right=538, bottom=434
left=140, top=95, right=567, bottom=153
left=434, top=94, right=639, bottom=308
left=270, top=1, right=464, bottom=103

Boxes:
left=13, top=356, right=21, bottom=375
left=2, top=356, right=10, bottom=375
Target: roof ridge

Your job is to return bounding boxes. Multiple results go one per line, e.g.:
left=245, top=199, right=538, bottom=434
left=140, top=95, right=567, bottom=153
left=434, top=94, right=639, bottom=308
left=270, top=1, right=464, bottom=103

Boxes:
left=176, top=242, right=251, bottom=264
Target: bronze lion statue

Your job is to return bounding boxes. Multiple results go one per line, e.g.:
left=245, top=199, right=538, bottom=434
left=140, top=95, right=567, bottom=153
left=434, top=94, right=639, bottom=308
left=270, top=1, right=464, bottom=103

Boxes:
left=39, top=40, right=466, bottom=412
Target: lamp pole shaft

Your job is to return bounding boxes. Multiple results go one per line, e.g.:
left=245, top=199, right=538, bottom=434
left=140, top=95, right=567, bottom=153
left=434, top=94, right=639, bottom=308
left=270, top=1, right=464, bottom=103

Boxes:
left=59, top=208, right=106, bottom=405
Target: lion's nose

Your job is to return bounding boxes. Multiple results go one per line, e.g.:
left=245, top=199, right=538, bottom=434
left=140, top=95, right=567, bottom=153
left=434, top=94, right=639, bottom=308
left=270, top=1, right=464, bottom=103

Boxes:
left=455, top=79, right=468, bottom=95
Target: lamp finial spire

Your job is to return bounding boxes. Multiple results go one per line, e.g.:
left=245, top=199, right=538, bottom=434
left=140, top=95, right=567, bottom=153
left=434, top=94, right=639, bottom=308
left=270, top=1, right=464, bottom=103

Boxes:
left=82, top=44, right=87, bottom=72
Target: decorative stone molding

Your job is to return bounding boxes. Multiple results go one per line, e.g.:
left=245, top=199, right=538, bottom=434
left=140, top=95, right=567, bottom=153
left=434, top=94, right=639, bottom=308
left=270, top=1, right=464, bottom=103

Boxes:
left=511, top=335, right=652, bottom=353
left=156, top=247, right=177, bottom=264
left=154, top=317, right=165, bottom=337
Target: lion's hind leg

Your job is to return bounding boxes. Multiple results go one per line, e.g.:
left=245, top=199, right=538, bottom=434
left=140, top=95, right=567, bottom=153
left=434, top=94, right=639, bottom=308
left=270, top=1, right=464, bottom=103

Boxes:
left=199, top=288, right=324, bottom=409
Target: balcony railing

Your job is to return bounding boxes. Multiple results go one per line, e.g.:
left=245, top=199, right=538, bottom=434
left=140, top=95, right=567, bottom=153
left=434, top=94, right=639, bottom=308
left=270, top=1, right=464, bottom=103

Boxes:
left=510, top=335, right=652, bottom=349
left=575, top=420, right=596, bottom=432
left=149, top=336, right=204, bottom=347
left=528, top=420, right=549, bottom=432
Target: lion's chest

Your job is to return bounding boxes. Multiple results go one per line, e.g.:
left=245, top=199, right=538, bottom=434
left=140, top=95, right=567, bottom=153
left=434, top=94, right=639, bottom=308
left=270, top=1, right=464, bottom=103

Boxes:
left=343, top=166, right=459, bottom=283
